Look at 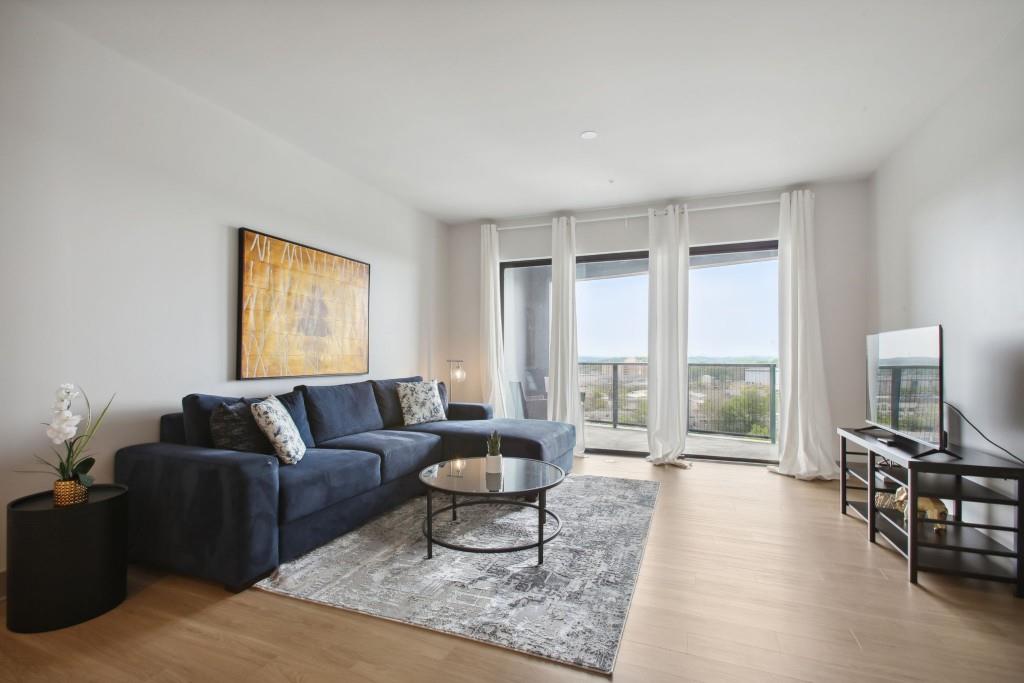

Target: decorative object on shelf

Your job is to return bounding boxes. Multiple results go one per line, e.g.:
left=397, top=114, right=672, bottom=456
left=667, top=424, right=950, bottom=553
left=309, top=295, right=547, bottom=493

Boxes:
left=21, top=383, right=115, bottom=507
left=237, top=228, right=369, bottom=379
left=896, top=486, right=948, bottom=532
left=873, top=490, right=902, bottom=512
left=486, top=430, right=502, bottom=474
left=872, top=485, right=950, bottom=532
left=873, top=486, right=948, bottom=533
left=447, top=359, right=466, bottom=401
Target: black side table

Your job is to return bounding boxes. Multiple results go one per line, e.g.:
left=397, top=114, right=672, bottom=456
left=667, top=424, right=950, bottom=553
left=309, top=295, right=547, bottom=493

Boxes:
left=6, top=484, right=128, bottom=632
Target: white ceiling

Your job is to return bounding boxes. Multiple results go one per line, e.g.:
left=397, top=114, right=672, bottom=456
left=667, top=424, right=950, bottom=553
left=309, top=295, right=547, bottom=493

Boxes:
left=32, top=0, right=1024, bottom=223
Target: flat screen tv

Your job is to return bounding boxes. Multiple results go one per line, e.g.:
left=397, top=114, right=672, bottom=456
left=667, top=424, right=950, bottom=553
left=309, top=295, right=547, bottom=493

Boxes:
left=866, top=325, right=943, bottom=449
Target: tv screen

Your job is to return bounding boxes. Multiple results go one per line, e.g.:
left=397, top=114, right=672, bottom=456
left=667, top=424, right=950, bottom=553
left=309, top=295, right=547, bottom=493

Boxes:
left=866, top=325, right=943, bottom=448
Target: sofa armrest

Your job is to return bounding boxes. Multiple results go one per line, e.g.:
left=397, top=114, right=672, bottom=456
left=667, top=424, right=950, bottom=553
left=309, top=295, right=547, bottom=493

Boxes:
left=447, top=402, right=493, bottom=420
left=114, top=443, right=280, bottom=590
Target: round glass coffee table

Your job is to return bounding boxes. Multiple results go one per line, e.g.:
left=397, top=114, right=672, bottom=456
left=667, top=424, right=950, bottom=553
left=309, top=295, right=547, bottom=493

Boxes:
left=419, top=457, right=565, bottom=565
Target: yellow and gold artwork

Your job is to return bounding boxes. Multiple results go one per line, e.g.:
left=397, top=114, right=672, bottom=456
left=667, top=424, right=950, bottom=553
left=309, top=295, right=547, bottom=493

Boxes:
left=237, top=228, right=369, bottom=379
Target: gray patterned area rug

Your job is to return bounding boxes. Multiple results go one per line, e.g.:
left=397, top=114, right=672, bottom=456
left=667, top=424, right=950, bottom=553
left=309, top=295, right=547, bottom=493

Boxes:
left=257, top=474, right=659, bottom=673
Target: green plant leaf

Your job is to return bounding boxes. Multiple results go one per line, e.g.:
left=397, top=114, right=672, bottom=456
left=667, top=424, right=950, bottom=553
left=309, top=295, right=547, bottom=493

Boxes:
left=77, top=471, right=94, bottom=487
left=74, top=392, right=115, bottom=457
left=75, top=457, right=96, bottom=474
left=34, top=453, right=60, bottom=474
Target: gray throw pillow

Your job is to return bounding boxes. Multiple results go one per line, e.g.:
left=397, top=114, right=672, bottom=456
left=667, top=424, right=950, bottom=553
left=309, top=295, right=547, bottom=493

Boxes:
left=209, top=400, right=273, bottom=453
left=397, top=380, right=447, bottom=426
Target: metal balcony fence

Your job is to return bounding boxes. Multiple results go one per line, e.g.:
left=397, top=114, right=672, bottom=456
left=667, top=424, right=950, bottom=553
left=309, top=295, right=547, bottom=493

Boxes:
left=578, top=362, right=778, bottom=442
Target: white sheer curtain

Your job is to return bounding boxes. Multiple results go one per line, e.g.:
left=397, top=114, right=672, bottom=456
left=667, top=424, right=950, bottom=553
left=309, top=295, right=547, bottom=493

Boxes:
left=548, top=216, right=586, bottom=454
left=646, top=205, right=691, bottom=467
left=772, top=191, right=840, bottom=480
left=479, top=224, right=509, bottom=417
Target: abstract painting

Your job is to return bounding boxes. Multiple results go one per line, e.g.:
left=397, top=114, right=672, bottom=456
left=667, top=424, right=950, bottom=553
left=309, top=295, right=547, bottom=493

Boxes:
left=237, top=228, right=369, bottom=379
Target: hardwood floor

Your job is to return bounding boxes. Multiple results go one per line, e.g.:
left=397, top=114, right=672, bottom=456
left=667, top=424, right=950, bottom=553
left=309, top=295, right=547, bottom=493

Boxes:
left=3, top=457, right=1022, bottom=682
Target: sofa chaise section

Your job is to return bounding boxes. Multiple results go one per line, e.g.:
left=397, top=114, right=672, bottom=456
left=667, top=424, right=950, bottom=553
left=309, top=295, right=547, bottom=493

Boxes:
left=400, top=418, right=576, bottom=472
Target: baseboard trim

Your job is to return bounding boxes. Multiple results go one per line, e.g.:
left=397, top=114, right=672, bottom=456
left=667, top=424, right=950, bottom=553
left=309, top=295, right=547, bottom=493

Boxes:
left=584, top=447, right=778, bottom=467
left=686, top=454, right=780, bottom=466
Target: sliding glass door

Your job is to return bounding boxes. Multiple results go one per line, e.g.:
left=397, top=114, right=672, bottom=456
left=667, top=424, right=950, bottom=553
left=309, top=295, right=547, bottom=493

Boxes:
left=686, top=242, right=779, bottom=461
left=501, top=242, right=779, bottom=462
left=576, top=255, right=649, bottom=452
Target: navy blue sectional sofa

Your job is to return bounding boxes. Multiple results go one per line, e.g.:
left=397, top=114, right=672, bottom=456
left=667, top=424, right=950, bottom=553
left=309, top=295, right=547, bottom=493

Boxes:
left=114, top=377, right=575, bottom=590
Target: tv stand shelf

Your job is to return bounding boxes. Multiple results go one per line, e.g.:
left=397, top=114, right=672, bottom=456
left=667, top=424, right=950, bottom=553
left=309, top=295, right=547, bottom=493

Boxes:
left=838, top=427, right=1024, bottom=597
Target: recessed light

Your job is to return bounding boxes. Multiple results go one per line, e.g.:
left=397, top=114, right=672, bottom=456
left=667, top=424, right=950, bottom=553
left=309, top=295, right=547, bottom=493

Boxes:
left=580, top=130, right=598, bottom=140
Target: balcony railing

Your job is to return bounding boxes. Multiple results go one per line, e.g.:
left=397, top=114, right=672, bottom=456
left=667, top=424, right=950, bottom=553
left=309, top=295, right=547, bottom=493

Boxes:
left=578, top=362, right=778, bottom=442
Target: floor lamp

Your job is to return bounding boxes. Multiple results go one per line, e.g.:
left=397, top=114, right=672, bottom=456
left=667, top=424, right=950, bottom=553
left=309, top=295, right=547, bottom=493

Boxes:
left=446, top=360, right=466, bottom=402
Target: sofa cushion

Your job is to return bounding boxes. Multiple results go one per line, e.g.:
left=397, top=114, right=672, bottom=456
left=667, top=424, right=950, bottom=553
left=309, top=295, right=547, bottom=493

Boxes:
left=399, top=418, right=575, bottom=463
left=159, top=413, right=187, bottom=444
left=299, top=381, right=384, bottom=444
left=274, top=390, right=316, bottom=448
left=370, top=376, right=422, bottom=428
left=277, top=449, right=381, bottom=523
left=319, top=430, right=443, bottom=483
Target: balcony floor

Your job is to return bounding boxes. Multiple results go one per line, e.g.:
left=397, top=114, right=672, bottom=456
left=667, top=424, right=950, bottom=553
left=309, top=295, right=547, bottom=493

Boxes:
left=584, top=422, right=778, bottom=462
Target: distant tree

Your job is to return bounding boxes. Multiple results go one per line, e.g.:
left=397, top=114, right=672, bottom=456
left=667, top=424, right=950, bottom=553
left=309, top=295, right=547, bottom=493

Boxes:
left=720, top=386, right=770, bottom=437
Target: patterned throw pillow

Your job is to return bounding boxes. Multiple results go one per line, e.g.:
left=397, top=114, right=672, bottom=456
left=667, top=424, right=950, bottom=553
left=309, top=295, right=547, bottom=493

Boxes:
left=251, top=395, right=307, bottom=465
left=210, top=400, right=274, bottom=454
left=396, top=380, right=447, bottom=426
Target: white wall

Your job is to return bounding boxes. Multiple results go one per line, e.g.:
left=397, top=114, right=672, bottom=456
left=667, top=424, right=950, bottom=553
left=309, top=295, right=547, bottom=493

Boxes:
left=871, top=23, right=1024, bottom=458
left=0, top=2, right=447, bottom=570
left=447, top=180, right=872, bottom=434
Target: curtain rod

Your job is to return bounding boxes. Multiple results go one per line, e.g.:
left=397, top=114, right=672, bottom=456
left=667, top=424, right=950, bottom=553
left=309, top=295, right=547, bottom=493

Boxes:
left=495, top=198, right=780, bottom=231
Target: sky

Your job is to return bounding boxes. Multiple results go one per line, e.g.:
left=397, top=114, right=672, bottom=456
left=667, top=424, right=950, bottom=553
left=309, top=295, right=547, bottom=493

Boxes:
left=576, top=260, right=779, bottom=359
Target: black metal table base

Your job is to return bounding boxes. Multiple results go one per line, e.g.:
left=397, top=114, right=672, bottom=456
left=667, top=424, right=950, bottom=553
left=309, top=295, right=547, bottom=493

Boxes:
left=424, top=492, right=561, bottom=565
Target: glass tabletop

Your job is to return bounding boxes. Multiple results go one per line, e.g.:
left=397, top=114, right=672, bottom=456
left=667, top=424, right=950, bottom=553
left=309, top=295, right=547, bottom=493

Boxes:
left=419, top=457, right=565, bottom=495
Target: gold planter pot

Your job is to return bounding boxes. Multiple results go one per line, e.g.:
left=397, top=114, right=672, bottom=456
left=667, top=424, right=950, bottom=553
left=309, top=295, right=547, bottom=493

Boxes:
left=53, top=479, right=89, bottom=507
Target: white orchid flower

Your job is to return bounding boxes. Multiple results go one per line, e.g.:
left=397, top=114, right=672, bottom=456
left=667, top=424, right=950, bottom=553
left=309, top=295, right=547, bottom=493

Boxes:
left=45, top=409, right=83, bottom=444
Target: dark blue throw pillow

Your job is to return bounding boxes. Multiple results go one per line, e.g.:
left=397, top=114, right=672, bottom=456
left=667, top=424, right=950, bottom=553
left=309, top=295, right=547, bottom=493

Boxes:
left=275, top=390, right=316, bottom=448
left=437, top=381, right=450, bottom=413
left=299, top=381, right=385, bottom=444
left=370, top=376, right=423, bottom=428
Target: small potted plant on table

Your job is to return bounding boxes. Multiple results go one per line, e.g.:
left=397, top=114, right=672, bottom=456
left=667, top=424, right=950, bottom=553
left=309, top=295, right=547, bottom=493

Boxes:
left=27, top=383, right=114, bottom=506
left=486, top=430, right=502, bottom=474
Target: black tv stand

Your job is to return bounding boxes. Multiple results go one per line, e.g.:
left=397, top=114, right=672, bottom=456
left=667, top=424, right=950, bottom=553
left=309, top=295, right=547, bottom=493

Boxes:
left=838, top=427, right=1024, bottom=597
left=913, top=448, right=962, bottom=460
left=858, top=426, right=961, bottom=459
